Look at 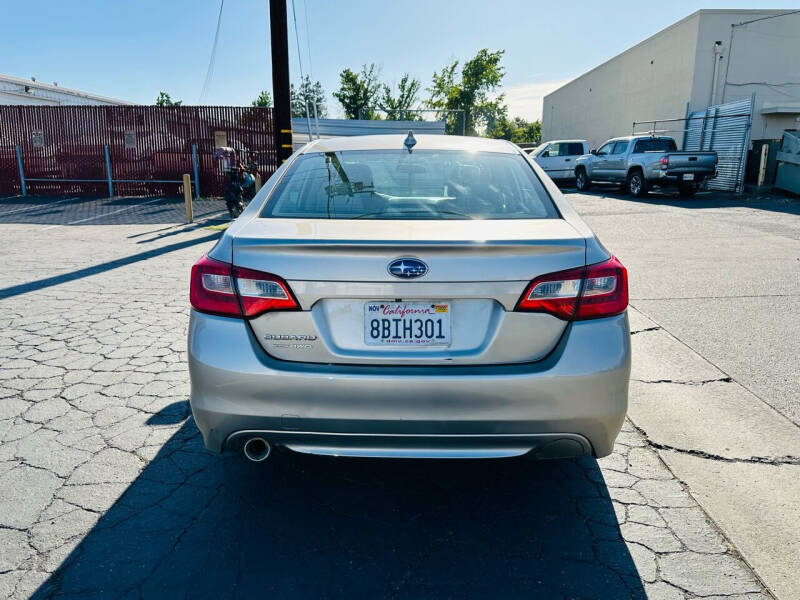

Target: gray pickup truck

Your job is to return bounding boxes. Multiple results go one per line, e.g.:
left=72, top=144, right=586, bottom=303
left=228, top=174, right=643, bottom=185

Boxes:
left=574, top=136, right=717, bottom=197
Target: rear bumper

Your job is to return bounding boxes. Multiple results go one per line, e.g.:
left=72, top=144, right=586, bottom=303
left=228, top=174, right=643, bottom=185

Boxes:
left=188, top=310, right=631, bottom=458
left=656, top=170, right=716, bottom=185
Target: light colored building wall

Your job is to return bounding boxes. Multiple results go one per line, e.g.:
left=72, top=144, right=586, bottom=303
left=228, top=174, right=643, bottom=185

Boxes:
left=691, top=10, right=800, bottom=140
left=542, top=13, right=700, bottom=149
left=542, top=10, right=800, bottom=149
left=0, top=74, right=130, bottom=106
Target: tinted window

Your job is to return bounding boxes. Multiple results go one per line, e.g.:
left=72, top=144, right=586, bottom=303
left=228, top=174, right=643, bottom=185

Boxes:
left=566, top=143, right=585, bottom=156
left=633, top=138, right=678, bottom=153
left=261, top=150, right=559, bottom=220
left=545, top=143, right=584, bottom=157
left=612, top=141, right=629, bottom=154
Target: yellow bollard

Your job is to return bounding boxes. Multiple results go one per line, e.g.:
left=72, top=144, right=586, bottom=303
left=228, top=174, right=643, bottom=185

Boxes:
left=183, top=174, right=193, bottom=223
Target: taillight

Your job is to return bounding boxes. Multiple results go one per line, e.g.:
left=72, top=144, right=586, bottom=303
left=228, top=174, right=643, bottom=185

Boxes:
left=516, top=265, right=584, bottom=319
left=575, top=256, right=628, bottom=319
left=516, top=256, right=628, bottom=321
left=659, top=155, right=669, bottom=169
left=190, top=255, right=299, bottom=318
left=190, top=255, right=241, bottom=317
left=232, top=265, right=298, bottom=317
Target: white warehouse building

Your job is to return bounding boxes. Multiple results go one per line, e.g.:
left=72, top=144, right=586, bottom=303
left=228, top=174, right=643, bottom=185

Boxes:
left=542, top=9, right=800, bottom=150
left=0, top=73, right=130, bottom=106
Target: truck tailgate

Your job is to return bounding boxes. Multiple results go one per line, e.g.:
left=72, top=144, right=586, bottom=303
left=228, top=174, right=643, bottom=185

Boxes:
left=665, top=151, right=717, bottom=172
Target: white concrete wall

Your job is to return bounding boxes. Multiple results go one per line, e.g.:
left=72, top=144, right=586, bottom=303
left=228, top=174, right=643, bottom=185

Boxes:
left=692, top=10, right=800, bottom=141
left=542, top=9, right=800, bottom=148
left=542, top=13, right=700, bottom=149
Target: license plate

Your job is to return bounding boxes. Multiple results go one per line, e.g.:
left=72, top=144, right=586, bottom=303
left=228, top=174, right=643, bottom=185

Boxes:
left=682, top=173, right=694, bottom=181
left=364, top=302, right=451, bottom=346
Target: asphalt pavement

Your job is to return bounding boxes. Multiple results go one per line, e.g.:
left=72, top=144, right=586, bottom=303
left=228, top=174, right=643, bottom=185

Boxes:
left=567, top=185, right=800, bottom=599
left=1, top=191, right=792, bottom=598
left=567, top=187, right=800, bottom=426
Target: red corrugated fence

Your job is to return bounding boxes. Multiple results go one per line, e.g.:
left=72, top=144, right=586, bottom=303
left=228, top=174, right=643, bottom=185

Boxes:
left=0, top=105, right=277, bottom=197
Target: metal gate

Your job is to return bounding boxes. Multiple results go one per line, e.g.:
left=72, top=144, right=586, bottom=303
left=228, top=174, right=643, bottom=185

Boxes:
left=683, top=95, right=754, bottom=193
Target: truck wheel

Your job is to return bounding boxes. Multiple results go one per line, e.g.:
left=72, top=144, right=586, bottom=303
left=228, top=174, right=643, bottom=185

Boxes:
left=678, top=183, right=696, bottom=197
left=627, top=170, right=647, bottom=197
left=576, top=169, right=590, bottom=191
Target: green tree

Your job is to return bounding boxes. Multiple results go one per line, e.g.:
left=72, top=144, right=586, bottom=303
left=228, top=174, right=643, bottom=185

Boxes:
left=155, top=91, right=182, bottom=106
left=488, top=116, right=542, bottom=144
left=251, top=90, right=273, bottom=107
left=333, top=64, right=382, bottom=119
left=291, top=76, right=328, bottom=118
left=426, top=49, right=506, bottom=135
left=380, top=73, right=421, bottom=121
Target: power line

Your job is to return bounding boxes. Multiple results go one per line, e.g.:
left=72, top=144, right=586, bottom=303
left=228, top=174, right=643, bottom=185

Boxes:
left=290, top=0, right=313, bottom=138
left=199, top=0, right=225, bottom=103
left=302, top=0, right=320, bottom=136
left=289, top=0, right=306, bottom=84
left=303, top=0, right=313, bottom=78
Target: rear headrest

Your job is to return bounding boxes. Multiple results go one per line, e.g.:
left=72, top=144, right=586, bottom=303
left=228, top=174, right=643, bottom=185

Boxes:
left=342, top=163, right=374, bottom=190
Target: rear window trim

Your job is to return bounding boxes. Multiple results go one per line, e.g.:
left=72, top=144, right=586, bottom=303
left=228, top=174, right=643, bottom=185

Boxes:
left=257, top=148, right=563, bottom=221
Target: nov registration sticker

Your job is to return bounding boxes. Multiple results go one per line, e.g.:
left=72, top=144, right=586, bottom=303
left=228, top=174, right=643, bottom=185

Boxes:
left=364, top=302, right=451, bottom=346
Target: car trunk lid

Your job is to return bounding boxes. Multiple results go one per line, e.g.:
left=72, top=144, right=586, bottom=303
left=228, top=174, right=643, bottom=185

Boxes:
left=233, top=218, right=587, bottom=365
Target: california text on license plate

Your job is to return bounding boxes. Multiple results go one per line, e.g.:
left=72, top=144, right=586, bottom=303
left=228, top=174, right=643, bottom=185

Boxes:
left=364, top=302, right=451, bottom=346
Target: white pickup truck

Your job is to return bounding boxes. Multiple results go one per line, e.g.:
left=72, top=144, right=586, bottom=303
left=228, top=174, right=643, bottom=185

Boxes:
left=574, top=136, right=717, bottom=197
left=527, top=140, right=590, bottom=181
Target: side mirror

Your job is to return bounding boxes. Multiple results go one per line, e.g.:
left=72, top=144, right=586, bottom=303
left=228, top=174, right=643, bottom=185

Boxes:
left=540, top=151, right=549, bottom=158
left=590, top=149, right=597, bottom=155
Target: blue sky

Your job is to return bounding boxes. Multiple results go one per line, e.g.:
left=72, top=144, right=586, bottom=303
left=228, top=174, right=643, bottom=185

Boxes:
left=4, top=1, right=799, bottom=120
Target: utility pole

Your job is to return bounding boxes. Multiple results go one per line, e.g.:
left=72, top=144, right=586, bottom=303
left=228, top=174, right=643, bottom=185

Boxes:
left=269, top=0, right=292, bottom=163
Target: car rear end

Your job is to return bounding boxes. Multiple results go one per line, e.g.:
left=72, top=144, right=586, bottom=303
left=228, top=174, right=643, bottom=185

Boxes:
left=188, top=135, right=630, bottom=460
left=635, top=137, right=718, bottom=188
left=658, top=151, right=718, bottom=186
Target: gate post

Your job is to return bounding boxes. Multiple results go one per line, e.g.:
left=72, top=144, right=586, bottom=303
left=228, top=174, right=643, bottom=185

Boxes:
left=191, top=144, right=200, bottom=199
left=15, top=145, right=27, bottom=196
left=103, top=145, right=114, bottom=197
left=183, top=174, right=193, bottom=223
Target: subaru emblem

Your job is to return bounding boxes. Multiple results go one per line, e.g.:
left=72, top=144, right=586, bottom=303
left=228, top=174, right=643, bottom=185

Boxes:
left=388, top=257, right=428, bottom=279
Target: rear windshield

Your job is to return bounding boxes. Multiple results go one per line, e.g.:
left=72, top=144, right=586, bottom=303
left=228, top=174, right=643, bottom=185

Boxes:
left=633, top=138, right=677, bottom=153
left=260, top=149, right=558, bottom=220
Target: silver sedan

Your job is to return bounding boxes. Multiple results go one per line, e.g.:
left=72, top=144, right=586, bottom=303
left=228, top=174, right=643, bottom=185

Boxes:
left=188, top=134, right=630, bottom=462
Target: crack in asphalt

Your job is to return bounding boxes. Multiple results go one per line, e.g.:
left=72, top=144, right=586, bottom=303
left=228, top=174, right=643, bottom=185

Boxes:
left=629, top=422, right=800, bottom=467
left=648, top=441, right=800, bottom=467
left=629, top=326, right=662, bottom=335
left=633, top=376, right=733, bottom=386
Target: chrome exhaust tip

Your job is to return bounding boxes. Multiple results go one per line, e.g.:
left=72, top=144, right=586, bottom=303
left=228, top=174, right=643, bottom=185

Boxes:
left=243, top=437, right=271, bottom=462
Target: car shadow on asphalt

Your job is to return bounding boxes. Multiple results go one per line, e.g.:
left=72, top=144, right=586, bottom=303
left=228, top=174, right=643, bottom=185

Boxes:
left=0, top=232, right=222, bottom=300
left=31, top=418, right=646, bottom=599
